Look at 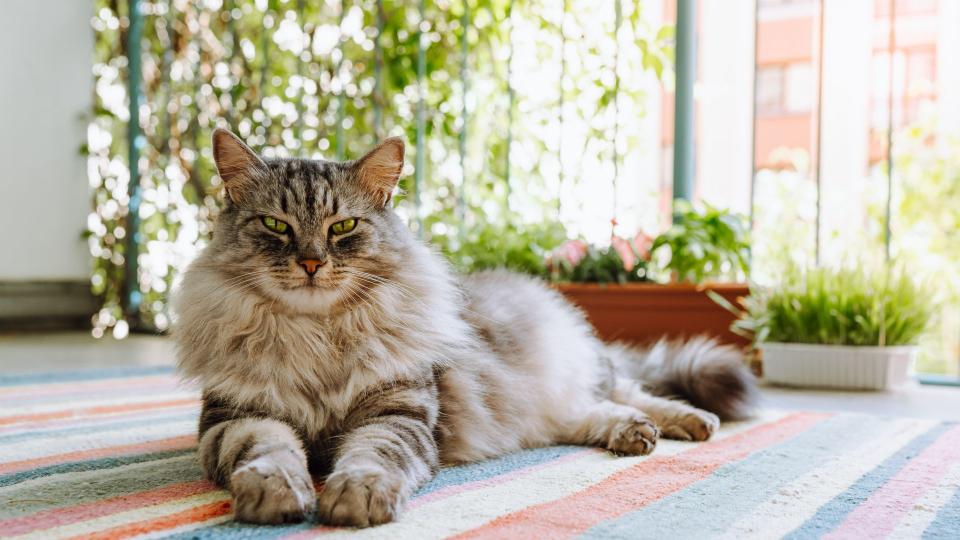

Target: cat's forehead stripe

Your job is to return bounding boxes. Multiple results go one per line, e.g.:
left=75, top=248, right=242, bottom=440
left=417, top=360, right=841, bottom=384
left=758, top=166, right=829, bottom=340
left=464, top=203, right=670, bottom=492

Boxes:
left=303, top=166, right=317, bottom=212
left=260, top=158, right=352, bottom=219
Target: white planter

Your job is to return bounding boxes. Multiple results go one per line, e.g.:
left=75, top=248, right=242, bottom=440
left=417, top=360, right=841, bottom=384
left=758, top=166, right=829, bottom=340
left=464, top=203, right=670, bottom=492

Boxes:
left=760, top=342, right=916, bottom=390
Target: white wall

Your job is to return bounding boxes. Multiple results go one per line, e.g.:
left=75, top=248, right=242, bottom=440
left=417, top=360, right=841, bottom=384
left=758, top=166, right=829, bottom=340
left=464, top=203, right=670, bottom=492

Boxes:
left=0, top=0, right=92, bottom=281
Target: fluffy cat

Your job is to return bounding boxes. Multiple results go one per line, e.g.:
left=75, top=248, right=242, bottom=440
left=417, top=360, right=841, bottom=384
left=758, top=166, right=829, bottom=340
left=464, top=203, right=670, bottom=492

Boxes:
left=172, top=129, right=756, bottom=527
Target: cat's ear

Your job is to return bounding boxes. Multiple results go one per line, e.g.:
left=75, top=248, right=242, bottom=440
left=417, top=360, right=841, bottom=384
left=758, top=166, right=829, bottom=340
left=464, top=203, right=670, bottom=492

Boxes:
left=355, top=137, right=404, bottom=207
left=211, top=128, right=267, bottom=204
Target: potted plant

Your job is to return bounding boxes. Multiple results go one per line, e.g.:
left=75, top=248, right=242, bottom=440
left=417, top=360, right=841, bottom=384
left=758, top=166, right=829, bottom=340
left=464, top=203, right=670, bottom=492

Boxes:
left=550, top=203, right=752, bottom=346
left=717, top=266, right=934, bottom=390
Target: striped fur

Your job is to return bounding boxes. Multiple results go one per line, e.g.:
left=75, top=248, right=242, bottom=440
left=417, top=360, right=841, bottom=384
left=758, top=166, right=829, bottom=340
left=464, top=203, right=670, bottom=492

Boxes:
left=171, top=131, right=757, bottom=527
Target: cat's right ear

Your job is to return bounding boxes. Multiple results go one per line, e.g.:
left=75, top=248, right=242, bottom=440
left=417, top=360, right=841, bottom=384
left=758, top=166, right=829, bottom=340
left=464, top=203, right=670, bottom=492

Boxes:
left=355, top=137, right=405, bottom=208
left=212, top=128, right=267, bottom=204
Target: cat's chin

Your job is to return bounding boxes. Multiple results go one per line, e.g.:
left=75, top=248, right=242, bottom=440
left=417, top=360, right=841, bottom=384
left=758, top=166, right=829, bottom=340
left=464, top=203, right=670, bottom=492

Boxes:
left=268, top=285, right=345, bottom=316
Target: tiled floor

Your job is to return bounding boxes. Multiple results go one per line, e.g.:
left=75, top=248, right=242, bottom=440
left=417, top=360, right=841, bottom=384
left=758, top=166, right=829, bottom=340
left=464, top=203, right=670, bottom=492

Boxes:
left=2, top=332, right=959, bottom=421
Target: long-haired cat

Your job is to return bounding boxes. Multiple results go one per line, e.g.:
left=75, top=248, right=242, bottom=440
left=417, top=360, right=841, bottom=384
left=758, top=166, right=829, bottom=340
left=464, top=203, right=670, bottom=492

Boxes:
left=172, top=129, right=756, bottom=527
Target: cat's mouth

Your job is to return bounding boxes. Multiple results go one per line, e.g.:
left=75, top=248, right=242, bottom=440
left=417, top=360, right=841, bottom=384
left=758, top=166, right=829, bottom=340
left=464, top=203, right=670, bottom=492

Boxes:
left=291, top=276, right=338, bottom=291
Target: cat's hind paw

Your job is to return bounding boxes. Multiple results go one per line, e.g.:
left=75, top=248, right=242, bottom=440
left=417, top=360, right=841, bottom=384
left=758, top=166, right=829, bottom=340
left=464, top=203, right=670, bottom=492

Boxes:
left=607, top=415, right=660, bottom=456
left=659, top=409, right=719, bottom=442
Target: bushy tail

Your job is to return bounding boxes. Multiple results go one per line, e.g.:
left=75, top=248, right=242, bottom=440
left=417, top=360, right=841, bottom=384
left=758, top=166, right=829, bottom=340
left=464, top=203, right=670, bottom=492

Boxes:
left=607, top=336, right=758, bottom=421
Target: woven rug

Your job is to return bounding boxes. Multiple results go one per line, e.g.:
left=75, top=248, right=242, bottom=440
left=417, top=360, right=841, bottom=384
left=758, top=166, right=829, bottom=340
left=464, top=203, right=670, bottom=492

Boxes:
left=1, top=367, right=959, bottom=539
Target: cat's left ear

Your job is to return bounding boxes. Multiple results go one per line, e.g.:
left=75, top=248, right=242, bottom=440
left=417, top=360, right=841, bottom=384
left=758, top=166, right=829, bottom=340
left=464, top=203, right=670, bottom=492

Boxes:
left=355, top=137, right=404, bottom=207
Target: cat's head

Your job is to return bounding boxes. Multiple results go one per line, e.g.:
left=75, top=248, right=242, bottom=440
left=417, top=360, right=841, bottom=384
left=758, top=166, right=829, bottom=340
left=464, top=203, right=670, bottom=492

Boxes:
left=205, top=128, right=410, bottom=315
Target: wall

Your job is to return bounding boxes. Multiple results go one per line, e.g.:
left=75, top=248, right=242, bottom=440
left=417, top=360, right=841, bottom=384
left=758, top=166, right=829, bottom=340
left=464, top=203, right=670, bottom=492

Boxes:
left=0, top=0, right=92, bottom=282
left=0, top=0, right=95, bottom=326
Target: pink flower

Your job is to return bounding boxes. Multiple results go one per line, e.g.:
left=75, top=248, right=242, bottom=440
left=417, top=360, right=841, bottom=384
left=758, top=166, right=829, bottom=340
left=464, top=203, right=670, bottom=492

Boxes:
left=560, top=239, right=588, bottom=267
left=611, top=235, right=636, bottom=271
left=632, top=231, right=654, bottom=260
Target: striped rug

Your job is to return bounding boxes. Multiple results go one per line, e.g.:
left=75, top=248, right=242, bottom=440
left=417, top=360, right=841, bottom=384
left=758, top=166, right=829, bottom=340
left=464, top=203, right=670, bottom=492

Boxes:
left=1, top=367, right=959, bottom=539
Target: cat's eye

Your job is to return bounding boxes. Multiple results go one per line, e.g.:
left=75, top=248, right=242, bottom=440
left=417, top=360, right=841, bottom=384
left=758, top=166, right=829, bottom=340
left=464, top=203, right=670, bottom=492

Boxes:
left=261, top=216, right=289, bottom=234
left=330, top=218, right=358, bottom=235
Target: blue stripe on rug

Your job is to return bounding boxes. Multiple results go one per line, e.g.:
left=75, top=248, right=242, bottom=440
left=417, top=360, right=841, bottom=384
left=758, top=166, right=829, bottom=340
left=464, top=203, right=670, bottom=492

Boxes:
left=164, top=445, right=588, bottom=539
left=0, top=365, right=176, bottom=386
left=784, top=422, right=952, bottom=540
left=0, top=412, right=198, bottom=445
left=0, top=448, right=195, bottom=488
left=163, top=519, right=317, bottom=540
left=577, top=413, right=884, bottom=540
left=923, top=480, right=960, bottom=540
left=416, top=445, right=587, bottom=496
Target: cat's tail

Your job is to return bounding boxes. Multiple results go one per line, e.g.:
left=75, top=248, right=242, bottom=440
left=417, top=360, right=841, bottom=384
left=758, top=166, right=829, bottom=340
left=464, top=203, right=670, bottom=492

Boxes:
left=606, top=336, right=758, bottom=421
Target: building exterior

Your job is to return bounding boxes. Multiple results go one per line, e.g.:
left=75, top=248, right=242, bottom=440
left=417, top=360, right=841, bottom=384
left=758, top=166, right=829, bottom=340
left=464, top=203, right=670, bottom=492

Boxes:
left=657, top=0, right=960, bottom=212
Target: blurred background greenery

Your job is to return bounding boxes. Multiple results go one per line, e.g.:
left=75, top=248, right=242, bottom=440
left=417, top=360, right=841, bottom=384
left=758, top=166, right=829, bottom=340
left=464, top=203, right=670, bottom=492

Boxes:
left=83, top=0, right=958, bottom=377
left=86, top=0, right=672, bottom=333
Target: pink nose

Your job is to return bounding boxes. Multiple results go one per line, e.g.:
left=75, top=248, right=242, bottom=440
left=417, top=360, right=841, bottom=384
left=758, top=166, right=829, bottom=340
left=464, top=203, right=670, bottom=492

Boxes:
left=298, top=259, right=325, bottom=276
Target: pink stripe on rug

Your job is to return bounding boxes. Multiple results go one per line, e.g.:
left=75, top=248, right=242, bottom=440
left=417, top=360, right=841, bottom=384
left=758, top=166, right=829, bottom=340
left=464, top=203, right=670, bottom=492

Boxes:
left=0, top=398, right=200, bottom=428
left=0, top=481, right=216, bottom=536
left=70, top=500, right=233, bottom=540
left=823, top=423, right=960, bottom=540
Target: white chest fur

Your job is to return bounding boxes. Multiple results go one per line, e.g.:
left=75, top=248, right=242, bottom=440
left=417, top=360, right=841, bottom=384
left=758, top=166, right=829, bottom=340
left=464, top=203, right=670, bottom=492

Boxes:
left=179, top=294, right=435, bottom=436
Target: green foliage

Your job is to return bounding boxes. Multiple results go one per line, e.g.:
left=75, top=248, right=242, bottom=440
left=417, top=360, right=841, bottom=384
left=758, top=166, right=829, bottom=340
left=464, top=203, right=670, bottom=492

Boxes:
left=888, top=123, right=960, bottom=372
left=894, top=125, right=960, bottom=284
left=87, top=0, right=673, bottom=334
left=552, top=244, right=650, bottom=284
left=432, top=219, right=567, bottom=276
left=651, top=202, right=750, bottom=283
left=441, top=203, right=750, bottom=286
left=717, top=266, right=934, bottom=347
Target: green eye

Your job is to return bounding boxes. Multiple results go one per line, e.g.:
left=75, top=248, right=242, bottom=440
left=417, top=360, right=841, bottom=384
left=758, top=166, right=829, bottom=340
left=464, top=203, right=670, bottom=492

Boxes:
left=331, top=218, right=358, bottom=235
left=261, top=216, right=289, bottom=234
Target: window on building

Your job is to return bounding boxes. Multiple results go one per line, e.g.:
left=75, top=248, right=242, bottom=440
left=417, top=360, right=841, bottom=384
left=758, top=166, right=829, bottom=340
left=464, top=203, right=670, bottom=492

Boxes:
left=757, top=62, right=814, bottom=115
left=757, top=66, right=784, bottom=115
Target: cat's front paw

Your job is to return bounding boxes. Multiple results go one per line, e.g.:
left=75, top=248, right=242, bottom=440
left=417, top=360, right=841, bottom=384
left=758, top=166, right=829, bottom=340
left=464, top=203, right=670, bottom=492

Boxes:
left=317, top=468, right=405, bottom=527
left=659, top=409, right=720, bottom=441
left=230, top=455, right=316, bottom=524
left=608, top=415, right=660, bottom=456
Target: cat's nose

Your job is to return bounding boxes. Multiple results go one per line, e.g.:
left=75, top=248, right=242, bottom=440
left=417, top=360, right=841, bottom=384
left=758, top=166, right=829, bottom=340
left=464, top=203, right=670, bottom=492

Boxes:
left=298, top=258, right=326, bottom=276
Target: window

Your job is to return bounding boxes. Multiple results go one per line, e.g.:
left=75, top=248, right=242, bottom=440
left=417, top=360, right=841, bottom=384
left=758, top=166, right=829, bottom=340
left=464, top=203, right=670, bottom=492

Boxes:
left=757, top=62, right=813, bottom=115
left=757, top=67, right=784, bottom=115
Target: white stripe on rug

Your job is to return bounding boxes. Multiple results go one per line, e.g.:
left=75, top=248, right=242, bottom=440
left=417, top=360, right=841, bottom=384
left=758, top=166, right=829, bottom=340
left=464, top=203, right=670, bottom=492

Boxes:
left=719, top=417, right=937, bottom=540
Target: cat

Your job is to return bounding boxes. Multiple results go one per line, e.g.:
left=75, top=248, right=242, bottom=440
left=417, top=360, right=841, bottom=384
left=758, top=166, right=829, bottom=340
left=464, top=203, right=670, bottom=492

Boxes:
left=172, top=128, right=757, bottom=527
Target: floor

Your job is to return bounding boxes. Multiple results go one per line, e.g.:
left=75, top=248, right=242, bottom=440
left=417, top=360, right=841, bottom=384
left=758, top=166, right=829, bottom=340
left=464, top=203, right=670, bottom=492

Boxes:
left=2, top=332, right=959, bottom=421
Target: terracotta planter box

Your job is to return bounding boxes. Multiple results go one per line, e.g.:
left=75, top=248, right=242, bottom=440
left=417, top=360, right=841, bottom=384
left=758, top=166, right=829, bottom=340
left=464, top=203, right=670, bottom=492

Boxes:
left=555, top=282, right=750, bottom=347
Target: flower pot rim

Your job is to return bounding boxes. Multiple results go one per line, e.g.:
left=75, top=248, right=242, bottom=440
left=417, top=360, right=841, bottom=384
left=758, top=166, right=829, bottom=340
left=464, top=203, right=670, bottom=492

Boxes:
left=553, top=281, right=748, bottom=292
left=760, top=342, right=917, bottom=353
